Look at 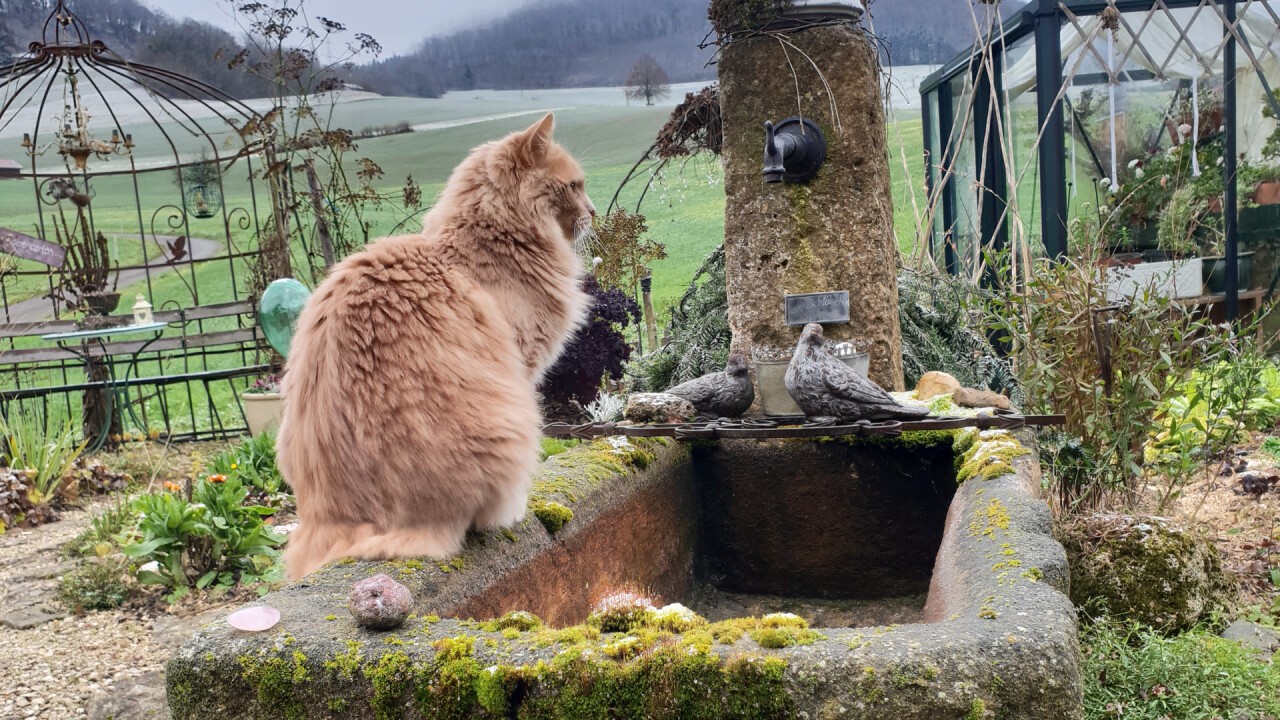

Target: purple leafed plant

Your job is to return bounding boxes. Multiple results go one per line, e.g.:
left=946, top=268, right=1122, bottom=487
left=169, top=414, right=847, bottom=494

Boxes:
left=541, top=276, right=641, bottom=409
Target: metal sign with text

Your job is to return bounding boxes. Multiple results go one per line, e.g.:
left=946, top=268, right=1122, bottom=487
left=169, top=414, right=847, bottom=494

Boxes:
left=784, top=290, right=849, bottom=326
left=0, top=227, right=65, bottom=267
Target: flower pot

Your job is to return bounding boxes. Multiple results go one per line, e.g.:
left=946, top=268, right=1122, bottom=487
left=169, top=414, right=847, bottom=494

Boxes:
left=1201, top=251, right=1255, bottom=294
left=242, top=392, right=284, bottom=436
left=82, top=292, right=121, bottom=315
left=1105, top=256, right=1203, bottom=302
left=754, top=352, right=870, bottom=417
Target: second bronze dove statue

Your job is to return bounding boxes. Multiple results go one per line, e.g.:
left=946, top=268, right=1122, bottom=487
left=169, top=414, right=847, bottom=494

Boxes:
left=664, top=353, right=755, bottom=417
left=784, top=323, right=929, bottom=421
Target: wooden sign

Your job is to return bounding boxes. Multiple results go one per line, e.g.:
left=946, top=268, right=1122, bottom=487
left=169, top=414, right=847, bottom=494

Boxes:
left=0, top=227, right=65, bottom=267
left=784, top=291, right=850, bottom=326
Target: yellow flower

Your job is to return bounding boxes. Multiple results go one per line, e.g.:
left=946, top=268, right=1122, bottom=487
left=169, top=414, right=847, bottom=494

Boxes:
left=208, top=474, right=227, bottom=484
left=230, top=463, right=238, bottom=470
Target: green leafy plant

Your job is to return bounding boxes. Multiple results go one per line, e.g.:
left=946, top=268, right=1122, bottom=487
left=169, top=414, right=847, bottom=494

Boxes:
left=1082, top=617, right=1280, bottom=720
left=0, top=407, right=88, bottom=507
left=1155, top=184, right=1207, bottom=258
left=208, top=431, right=289, bottom=496
left=57, top=555, right=133, bottom=612
left=123, top=475, right=284, bottom=600
left=64, top=494, right=134, bottom=558
left=1146, top=331, right=1272, bottom=514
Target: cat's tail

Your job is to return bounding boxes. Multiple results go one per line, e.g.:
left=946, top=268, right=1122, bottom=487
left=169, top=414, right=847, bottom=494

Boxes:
left=283, top=520, right=467, bottom=581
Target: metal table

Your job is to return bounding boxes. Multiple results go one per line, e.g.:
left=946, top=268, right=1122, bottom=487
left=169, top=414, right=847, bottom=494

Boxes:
left=41, top=321, right=167, bottom=451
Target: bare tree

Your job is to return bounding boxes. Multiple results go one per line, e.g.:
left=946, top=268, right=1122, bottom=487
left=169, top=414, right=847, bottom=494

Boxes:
left=625, top=54, right=670, bottom=106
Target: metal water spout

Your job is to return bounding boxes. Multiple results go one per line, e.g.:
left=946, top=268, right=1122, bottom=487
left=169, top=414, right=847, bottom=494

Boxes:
left=762, top=117, right=827, bottom=184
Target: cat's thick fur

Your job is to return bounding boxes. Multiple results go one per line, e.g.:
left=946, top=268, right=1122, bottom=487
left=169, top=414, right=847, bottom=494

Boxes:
left=278, top=114, right=593, bottom=580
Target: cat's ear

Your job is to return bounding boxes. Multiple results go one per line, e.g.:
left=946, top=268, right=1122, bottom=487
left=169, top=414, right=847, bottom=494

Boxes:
left=514, top=113, right=555, bottom=166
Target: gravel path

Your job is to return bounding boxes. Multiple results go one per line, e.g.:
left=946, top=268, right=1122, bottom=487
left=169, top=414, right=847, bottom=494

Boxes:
left=0, top=501, right=230, bottom=720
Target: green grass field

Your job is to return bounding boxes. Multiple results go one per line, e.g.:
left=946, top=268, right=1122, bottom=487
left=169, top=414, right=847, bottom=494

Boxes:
left=1, top=89, right=928, bottom=436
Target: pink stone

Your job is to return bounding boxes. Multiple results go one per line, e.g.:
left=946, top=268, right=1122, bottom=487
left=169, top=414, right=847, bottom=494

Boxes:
left=348, top=573, right=413, bottom=630
left=226, top=605, right=281, bottom=632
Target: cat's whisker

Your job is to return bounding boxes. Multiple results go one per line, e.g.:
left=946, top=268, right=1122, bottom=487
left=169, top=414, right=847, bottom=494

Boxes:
left=573, top=217, right=599, bottom=258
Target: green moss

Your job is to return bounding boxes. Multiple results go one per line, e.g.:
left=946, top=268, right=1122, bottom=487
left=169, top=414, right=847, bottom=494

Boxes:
left=819, top=429, right=956, bottom=451
left=956, top=431, right=1029, bottom=483
left=481, top=610, right=544, bottom=633
left=328, top=698, right=349, bottom=713
left=475, top=664, right=523, bottom=715
left=532, top=502, right=574, bottom=534
left=528, top=438, right=669, bottom=512
left=325, top=640, right=364, bottom=682
left=432, top=636, right=475, bottom=662
left=969, top=498, right=1011, bottom=538
left=364, top=651, right=417, bottom=720
left=325, top=614, right=338, bottom=621
left=238, top=650, right=310, bottom=720
left=966, top=698, right=988, bottom=719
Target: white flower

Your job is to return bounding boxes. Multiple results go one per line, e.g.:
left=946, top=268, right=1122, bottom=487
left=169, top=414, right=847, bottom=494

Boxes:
left=1135, top=168, right=1145, bottom=178
left=1178, top=123, right=1192, bottom=137
left=1128, top=158, right=1141, bottom=169
left=1099, top=177, right=1112, bottom=188
left=592, top=257, right=602, bottom=268
left=1216, top=156, right=1224, bottom=166
left=138, top=561, right=160, bottom=574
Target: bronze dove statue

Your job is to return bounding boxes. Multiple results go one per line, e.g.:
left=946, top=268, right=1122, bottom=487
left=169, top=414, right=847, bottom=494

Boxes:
left=785, top=323, right=928, bottom=421
left=665, top=354, right=754, bottom=417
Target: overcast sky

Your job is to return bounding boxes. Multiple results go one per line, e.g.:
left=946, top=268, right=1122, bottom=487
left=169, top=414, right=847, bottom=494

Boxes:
left=141, top=0, right=532, bottom=57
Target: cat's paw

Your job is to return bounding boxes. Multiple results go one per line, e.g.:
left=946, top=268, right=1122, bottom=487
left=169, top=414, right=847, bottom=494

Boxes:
left=472, top=490, right=530, bottom=531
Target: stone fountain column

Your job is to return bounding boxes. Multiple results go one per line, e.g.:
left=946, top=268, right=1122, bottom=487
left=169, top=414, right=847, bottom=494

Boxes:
left=719, top=20, right=905, bottom=390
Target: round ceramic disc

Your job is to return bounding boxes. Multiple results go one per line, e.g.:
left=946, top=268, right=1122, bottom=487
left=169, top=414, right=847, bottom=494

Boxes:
left=258, top=278, right=311, bottom=358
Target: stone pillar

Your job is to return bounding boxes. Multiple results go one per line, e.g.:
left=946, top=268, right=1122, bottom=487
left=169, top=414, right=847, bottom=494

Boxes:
left=719, top=23, right=905, bottom=390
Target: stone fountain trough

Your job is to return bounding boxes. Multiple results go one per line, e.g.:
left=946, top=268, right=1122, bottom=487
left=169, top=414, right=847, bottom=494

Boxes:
left=168, top=429, right=1082, bottom=719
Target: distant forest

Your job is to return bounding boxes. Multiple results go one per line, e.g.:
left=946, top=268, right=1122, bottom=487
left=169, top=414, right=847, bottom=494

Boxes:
left=0, top=0, right=1022, bottom=99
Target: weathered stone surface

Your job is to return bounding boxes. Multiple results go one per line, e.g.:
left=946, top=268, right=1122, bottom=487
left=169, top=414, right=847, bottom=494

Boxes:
left=0, top=605, right=65, bottom=630
left=914, top=371, right=960, bottom=400
left=720, top=24, right=905, bottom=390
left=624, top=392, right=696, bottom=423
left=1060, top=514, right=1234, bottom=631
left=954, top=386, right=1012, bottom=410
left=168, top=431, right=1081, bottom=719
left=348, top=573, right=412, bottom=630
left=1221, top=619, right=1280, bottom=659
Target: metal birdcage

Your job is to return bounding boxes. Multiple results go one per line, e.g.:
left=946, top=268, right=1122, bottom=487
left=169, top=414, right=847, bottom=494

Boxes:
left=0, top=0, right=294, bottom=444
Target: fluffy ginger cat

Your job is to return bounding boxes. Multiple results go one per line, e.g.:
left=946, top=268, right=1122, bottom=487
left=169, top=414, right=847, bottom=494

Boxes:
left=278, top=114, right=593, bottom=580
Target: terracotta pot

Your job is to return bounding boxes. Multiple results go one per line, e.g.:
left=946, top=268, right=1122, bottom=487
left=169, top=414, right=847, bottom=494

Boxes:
left=1253, top=181, right=1280, bottom=206
left=242, top=392, right=284, bottom=436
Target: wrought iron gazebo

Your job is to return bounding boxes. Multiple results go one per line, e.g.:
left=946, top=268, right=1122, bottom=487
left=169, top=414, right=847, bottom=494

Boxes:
left=0, top=1, right=293, bottom=443
left=920, top=0, right=1280, bottom=320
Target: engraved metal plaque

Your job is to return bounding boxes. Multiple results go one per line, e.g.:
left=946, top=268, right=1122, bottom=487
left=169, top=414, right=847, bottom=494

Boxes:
left=784, top=290, right=849, bottom=326
left=0, top=227, right=65, bottom=267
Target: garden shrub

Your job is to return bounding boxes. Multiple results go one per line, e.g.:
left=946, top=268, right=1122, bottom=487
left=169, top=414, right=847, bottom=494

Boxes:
left=123, top=474, right=284, bottom=600
left=898, top=267, right=1015, bottom=394
left=57, top=555, right=133, bottom=612
left=1082, top=618, right=1280, bottom=720
left=541, top=276, right=640, bottom=409
left=985, top=212, right=1247, bottom=510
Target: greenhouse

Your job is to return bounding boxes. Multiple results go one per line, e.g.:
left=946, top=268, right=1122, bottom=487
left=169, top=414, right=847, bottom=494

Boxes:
left=921, top=0, right=1280, bottom=318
